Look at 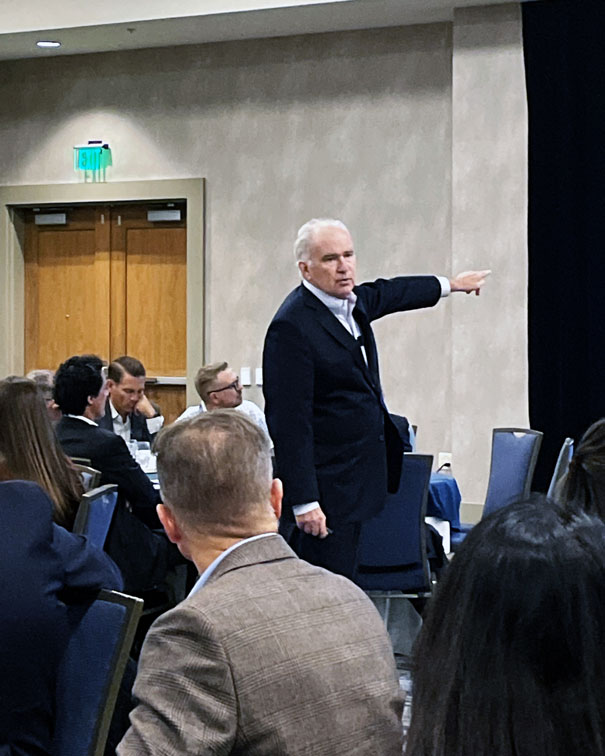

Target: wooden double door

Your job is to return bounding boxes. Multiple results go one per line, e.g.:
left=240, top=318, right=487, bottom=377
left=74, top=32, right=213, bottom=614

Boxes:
left=22, top=202, right=187, bottom=422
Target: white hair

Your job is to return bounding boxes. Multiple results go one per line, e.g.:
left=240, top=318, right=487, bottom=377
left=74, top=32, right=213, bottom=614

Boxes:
left=293, top=218, right=349, bottom=263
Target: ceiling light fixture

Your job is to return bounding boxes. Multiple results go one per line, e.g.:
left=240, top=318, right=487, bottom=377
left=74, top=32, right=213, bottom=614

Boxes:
left=36, top=41, right=61, bottom=48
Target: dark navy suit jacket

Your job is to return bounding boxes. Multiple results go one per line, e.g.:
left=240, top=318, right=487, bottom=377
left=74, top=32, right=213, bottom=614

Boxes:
left=263, top=277, right=441, bottom=526
left=0, top=480, right=122, bottom=755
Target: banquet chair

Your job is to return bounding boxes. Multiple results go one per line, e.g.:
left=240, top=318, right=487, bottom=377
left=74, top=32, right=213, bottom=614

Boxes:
left=52, top=589, right=143, bottom=756
left=546, top=437, right=574, bottom=501
left=70, top=457, right=93, bottom=466
left=72, top=484, right=118, bottom=549
left=357, top=453, right=434, bottom=600
left=450, top=428, right=543, bottom=550
left=72, top=462, right=101, bottom=492
left=356, top=454, right=434, bottom=656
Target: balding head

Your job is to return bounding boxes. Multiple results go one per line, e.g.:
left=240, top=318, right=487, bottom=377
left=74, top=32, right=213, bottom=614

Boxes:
left=155, top=410, right=276, bottom=538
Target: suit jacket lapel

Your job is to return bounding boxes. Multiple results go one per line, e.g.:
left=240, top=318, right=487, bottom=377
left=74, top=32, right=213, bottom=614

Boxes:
left=352, top=302, right=381, bottom=391
left=301, top=286, right=379, bottom=391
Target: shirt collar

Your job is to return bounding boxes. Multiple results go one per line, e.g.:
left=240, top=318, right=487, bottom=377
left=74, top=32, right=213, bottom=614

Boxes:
left=302, top=279, right=357, bottom=315
left=65, top=414, right=98, bottom=426
left=188, top=532, right=276, bottom=598
left=110, top=399, right=131, bottom=426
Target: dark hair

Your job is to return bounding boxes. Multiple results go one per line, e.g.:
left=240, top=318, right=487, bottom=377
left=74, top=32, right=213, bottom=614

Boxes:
left=155, top=409, right=272, bottom=532
left=406, top=495, right=605, bottom=756
left=54, top=355, right=104, bottom=415
left=107, top=355, right=146, bottom=383
left=560, top=418, right=605, bottom=520
left=0, top=377, right=83, bottom=528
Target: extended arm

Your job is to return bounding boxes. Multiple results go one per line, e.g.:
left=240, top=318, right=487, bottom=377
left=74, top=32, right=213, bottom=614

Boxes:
left=357, top=271, right=490, bottom=321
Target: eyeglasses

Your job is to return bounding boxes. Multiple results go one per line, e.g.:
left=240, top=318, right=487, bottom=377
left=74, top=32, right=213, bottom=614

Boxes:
left=208, top=378, right=240, bottom=395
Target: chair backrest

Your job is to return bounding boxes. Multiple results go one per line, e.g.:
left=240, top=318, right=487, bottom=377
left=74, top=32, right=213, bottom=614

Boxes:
left=72, top=484, right=119, bottom=548
left=482, top=428, right=543, bottom=518
left=72, top=463, right=102, bottom=492
left=357, top=453, right=433, bottom=594
left=547, top=437, right=574, bottom=501
left=53, top=589, right=143, bottom=756
left=70, top=457, right=93, bottom=466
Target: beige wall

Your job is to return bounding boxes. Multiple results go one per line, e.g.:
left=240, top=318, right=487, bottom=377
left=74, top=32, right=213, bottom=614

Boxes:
left=452, top=3, right=528, bottom=514
left=0, top=3, right=527, bottom=510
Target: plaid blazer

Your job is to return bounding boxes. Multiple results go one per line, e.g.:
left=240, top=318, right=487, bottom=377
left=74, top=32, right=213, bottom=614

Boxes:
left=119, top=534, right=403, bottom=755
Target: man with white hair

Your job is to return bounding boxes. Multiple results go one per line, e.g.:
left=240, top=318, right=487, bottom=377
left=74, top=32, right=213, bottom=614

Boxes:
left=263, top=218, right=489, bottom=578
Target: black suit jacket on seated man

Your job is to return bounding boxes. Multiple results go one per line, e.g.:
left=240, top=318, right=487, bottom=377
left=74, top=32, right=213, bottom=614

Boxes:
left=97, top=398, right=153, bottom=444
left=263, top=276, right=442, bottom=576
left=56, top=416, right=169, bottom=595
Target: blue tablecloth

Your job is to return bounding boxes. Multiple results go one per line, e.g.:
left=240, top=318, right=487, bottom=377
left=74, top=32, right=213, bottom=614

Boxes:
left=427, top=473, right=461, bottom=529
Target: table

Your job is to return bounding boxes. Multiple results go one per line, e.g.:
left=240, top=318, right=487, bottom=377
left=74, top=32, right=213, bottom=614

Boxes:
left=427, top=473, right=462, bottom=529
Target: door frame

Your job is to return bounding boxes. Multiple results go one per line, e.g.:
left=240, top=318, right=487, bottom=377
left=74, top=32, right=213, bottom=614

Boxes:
left=0, top=178, right=204, bottom=405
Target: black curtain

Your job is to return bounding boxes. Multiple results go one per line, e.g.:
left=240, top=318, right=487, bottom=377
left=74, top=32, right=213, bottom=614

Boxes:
left=523, top=0, right=605, bottom=490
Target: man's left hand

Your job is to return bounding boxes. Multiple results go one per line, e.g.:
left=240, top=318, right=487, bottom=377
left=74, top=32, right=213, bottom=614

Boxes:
left=450, top=269, right=491, bottom=295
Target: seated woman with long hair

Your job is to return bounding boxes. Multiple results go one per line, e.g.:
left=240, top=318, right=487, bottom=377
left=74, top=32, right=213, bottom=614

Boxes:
left=559, top=417, right=605, bottom=518
left=0, top=376, right=83, bottom=528
left=406, top=496, right=605, bottom=756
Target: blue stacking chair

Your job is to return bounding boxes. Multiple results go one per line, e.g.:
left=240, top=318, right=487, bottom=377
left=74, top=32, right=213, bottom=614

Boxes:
left=72, top=484, right=118, bottom=548
left=357, top=453, right=434, bottom=597
left=52, top=589, right=143, bottom=756
left=546, top=437, right=574, bottom=501
left=450, top=427, right=543, bottom=550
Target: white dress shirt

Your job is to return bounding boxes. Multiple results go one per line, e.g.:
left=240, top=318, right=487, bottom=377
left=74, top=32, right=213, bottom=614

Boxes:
left=109, top=399, right=163, bottom=442
left=176, top=400, right=272, bottom=447
left=65, top=414, right=98, bottom=426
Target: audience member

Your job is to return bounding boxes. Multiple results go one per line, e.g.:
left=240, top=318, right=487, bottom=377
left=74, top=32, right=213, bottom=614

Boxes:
left=176, top=361, right=271, bottom=441
left=0, top=376, right=83, bottom=529
left=98, top=355, right=163, bottom=443
left=118, top=410, right=403, bottom=755
left=559, top=418, right=605, bottom=518
left=406, top=495, right=605, bottom=756
left=0, top=480, right=122, bottom=755
left=54, top=354, right=171, bottom=595
left=26, top=368, right=62, bottom=424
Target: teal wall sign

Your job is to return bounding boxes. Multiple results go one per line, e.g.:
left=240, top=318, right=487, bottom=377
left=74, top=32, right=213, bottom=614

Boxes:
left=73, top=141, right=112, bottom=182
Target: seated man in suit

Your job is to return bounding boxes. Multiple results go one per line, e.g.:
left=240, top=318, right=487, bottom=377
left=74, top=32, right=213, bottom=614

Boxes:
left=118, top=410, right=403, bottom=755
left=98, top=355, right=163, bottom=443
left=54, top=354, right=172, bottom=595
left=176, top=361, right=271, bottom=443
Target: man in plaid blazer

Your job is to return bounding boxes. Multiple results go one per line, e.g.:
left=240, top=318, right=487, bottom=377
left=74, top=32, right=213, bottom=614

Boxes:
left=118, top=410, right=404, bottom=755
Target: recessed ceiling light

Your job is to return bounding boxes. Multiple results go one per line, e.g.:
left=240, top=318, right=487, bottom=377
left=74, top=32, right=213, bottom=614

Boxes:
left=36, top=41, right=61, bottom=48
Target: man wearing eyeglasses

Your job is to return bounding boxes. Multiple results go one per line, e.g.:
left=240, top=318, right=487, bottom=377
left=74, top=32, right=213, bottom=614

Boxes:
left=176, top=362, right=271, bottom=442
